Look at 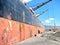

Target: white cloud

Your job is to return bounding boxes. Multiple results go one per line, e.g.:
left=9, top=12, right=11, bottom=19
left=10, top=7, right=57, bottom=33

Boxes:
left=45, top=18, right=55, bottom=23
left=21, top=0, right=32, bottom=3
left=45, top=20, right=51, bottom=23
left=49, top=18, right=54, bottom=21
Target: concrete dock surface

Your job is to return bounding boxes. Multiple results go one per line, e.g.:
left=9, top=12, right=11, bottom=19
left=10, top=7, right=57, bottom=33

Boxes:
left=14, top=31, right=60, bottom=45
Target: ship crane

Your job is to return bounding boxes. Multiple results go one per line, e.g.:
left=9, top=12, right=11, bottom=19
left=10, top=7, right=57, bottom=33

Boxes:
left=33, top=0, right=52, bottom=11
left=36, top=9, right=48, bottom=17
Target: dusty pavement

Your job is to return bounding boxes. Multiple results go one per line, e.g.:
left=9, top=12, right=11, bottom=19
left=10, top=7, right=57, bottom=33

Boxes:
left=14, top=31, right=60, bottom=45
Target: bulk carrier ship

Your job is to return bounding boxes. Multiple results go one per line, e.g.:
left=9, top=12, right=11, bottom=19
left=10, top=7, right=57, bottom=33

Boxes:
left=0, top=0, right=51, bottom=45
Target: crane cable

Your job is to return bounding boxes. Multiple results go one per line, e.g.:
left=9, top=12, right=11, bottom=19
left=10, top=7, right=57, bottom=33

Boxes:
left=51, top=0, right=57, bottom=31
left=51, top=1, right=56, bottom=26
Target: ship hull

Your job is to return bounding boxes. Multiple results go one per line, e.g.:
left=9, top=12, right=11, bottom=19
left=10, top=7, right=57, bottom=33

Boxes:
left=0, top=18, right=44, bottom=45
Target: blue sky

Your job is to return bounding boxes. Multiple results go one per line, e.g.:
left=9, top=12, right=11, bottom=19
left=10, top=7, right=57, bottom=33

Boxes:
left=24, top=0, right=60, bottom=26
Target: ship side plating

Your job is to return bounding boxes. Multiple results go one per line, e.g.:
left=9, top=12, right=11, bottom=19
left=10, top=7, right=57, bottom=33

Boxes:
left=0, top=0, right=45, bottom=45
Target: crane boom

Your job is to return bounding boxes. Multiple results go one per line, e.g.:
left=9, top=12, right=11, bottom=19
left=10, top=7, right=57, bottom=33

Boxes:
left=36, top=9, right=48, bottom=17
left=33, top=0, right=52, bottom=11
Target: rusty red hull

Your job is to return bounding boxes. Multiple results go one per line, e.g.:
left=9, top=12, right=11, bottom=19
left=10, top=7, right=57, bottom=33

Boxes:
left=0, top=18, right=45, bottom=45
